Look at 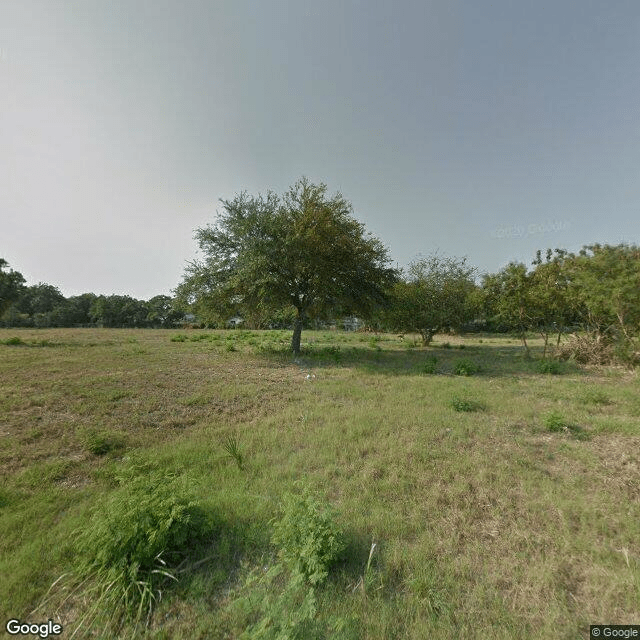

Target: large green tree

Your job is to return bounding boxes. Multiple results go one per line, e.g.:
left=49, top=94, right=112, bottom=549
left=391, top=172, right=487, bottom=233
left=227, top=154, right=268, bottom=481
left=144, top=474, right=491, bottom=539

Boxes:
left=529, top=249, right=580, bottom=356
left=0, top=259, right=26, bottom=317
left=386, top=254, right=477, bottom=346
left=176, top=178, right=397, bottom=353
left=481, top=262, right=536, bottom=356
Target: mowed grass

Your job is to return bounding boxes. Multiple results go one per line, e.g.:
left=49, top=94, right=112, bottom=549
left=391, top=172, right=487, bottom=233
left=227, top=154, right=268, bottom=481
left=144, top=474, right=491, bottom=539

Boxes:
left=0, top=328, right=639, bottom=639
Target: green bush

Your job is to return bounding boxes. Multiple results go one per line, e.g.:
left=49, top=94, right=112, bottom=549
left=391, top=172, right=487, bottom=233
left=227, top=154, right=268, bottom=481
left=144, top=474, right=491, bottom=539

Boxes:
left=422, top=356, right=438, bottom=375
left=232, top=486, right=347, bottom=639
left=453, top=359, right=479, bottom=376
left=72, top=470, right=210, bottom=632
left=170, top=334, right=188, bottom=342
left=271, top=484, right=345, bottom=586
left=544, top=411, right=568, bottom=432
left=537, top=360, right=563, bottom=375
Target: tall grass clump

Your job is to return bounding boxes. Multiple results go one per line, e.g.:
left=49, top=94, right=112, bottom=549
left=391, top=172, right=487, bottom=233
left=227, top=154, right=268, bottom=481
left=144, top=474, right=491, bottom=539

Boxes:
left=54, top=469, right=210, bottom=635
left=82, top=429, right=126, bottom=456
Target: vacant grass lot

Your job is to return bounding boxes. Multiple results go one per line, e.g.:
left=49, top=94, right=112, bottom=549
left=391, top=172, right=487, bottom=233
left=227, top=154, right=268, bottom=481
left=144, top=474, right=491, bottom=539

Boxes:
left=1, top=328, right=638, bottom=639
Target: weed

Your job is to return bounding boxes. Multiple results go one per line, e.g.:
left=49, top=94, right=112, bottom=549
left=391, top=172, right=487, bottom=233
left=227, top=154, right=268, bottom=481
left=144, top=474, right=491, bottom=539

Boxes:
left=222, top=434, right=244, bottom=470
left=1, top=336, right=26, bottom=346
left=226, top=342, right=237, bottom=352
left=442, top=342, right=451, bottom=349
left=450, top=395, right=484, bottom=412
left=271, top=483, right=345, bottom=585
left=170, top=334, right=188, bottom=342
left=537, top=360, right=563, bottom=374
left=234, top=486, right=346, bottom=639
left=61, top=470, right=210, bottom=635
left=582, top=389, right=613, bottom=406
left=543, top=411, right=589, bottom=440
left=453, top=359, right=479, bottom=376
left=83, top=430, right=126, bottom=456
left=544, top=411, right=568, bottom=432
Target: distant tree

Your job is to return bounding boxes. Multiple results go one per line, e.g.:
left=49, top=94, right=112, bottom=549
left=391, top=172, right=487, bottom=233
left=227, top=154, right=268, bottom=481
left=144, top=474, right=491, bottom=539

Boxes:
left=563, top=244, right=640, bottom=364
left=146, top=295, right=183, bottom=328
left=90, top=295, right=149, bottom=328
left=0, top=259, right=26, bottom=317
left=529, top=249, right=580, bottom=357
left=14, top=283, right=66, bottom=325
left=386, top=254, right=477, bottom=346
left=481, top=262, right=535, bottom=356
left=176, top=178, right=397, bottom=353
left=50, top=293, right=98, bottom=326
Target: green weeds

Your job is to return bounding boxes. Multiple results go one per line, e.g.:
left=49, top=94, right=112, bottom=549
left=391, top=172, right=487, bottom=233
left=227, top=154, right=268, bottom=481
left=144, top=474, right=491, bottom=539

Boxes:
left=450, top=395, right=485, bottom=412
left=421, top=356, right=438, bottom=375
left=453, top=359, right=479, bottom=376
left=42, top=469, right=211, bottom=636
left=543, top=411, right=589, bottom=440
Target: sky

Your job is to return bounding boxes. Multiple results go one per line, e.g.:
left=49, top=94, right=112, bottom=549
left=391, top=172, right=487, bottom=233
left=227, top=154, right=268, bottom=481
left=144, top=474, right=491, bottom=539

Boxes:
left=2, top=0, right=639, bottom=299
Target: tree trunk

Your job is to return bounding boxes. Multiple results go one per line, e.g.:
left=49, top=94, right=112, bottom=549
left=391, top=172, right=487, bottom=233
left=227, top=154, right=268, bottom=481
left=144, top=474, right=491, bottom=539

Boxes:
left=420, top=329, right=434, bottom=347
left=540, top=331, right=549, bottom=358
left=521, top=331, right=531, bottom=358
left=291, top=310, right=304, bottom=355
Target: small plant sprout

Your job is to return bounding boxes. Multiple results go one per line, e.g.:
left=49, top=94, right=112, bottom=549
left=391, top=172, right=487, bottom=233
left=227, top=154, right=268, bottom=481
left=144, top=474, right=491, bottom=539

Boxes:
left=222, top=434, right=244, bottom=470
left=360, top=541, right=378, bottom=594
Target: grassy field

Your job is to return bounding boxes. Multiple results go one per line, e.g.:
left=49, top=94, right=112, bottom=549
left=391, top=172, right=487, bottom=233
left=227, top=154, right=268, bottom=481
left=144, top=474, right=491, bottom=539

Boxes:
left=1, top=328, right=638, bottom=639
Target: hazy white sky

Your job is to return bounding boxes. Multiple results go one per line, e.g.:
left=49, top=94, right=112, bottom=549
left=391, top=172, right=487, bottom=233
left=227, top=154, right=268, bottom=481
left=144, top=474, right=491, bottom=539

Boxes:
left=2, top=0, right=639, bottom=298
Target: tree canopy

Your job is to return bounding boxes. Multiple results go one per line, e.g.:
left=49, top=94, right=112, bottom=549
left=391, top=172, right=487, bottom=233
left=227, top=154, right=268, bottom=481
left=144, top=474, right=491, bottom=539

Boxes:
left=386, top=254, right=477, bottom=345
left=0, top=259, right=26, bottom=317
left=176, top=178, right=397, bottom=353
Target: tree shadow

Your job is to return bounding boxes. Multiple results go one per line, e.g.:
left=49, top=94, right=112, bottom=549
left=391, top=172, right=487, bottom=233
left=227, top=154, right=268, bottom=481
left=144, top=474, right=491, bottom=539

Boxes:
left=255, top=340, right=585, bottom=378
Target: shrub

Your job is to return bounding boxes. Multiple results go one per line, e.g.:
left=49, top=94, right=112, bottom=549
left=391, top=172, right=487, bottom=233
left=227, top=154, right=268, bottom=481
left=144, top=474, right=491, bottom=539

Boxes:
left=235, top=486, right=347, bottom=639
left=453, top=359, right=479, bottom=376
left=422, top=356, right=438, bottom=375
left=271, top=484, right=345, bottom=586
left=71, top=470, right=210, bottom=633
left=537, top=360, right=563, bottom=374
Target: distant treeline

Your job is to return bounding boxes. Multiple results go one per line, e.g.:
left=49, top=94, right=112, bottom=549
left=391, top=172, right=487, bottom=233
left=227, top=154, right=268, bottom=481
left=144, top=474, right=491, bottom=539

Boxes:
left=0, top=280, right=184, bottom=328
left=2, top=242, right=640, bottom=365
